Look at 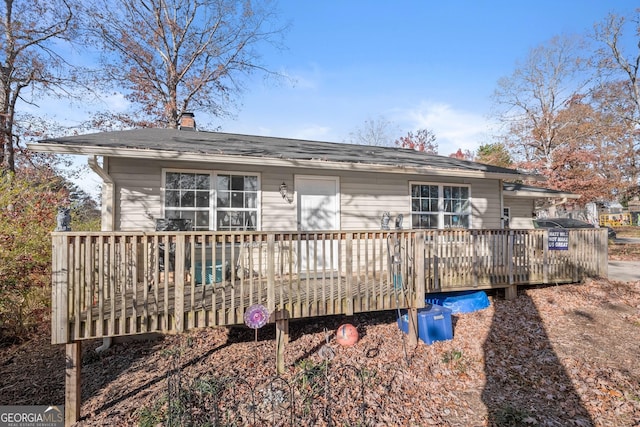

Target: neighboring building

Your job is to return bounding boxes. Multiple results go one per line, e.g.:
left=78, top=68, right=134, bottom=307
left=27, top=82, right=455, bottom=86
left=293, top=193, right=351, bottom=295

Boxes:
left=30, top=123, right=573, bottom=233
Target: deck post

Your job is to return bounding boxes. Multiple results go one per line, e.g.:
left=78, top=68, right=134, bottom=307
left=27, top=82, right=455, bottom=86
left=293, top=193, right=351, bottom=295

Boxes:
left=266, top=234, right=275, bottom=313
left=65, top=341, right=82, bottom=426
left=507, top=230, right=515, bottom=286
left=345, top=233, right=354, bottom=316
left=433, top=231, right=440, bottom=291
left=266, top=235, right=288, bottom=373
left=51, top=234, right=69, bottom=345
left=504, top=285, right=518, bottom=300
left=174, top=235, right=185, bottom=332
left=599, top=229, right=608, bottom=278
left=505, top=231, right=517, bottom=300
left=543, top=231, right=549, bottom=283
left=275, top=309, right=289, bottom=374
left=415, top=232, right=426, bottom=310
left=406, top=232, right=419, bottom=347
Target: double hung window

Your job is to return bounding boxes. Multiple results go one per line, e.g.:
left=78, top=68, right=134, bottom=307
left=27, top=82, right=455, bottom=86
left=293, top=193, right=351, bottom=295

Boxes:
left=411, top=183, right=471, bottom=229
left=215, top=174, right=258, bottom=231
left=164, top=172, right=211, bottom=230
left=163, top=170, right=259, bottom=231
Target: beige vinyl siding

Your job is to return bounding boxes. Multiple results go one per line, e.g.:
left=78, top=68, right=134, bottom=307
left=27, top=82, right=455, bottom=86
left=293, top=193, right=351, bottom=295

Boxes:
left=261, top=171, right=296, bottom=230
left=106, top=157, right=506, bottom=232
left=341, top=173, right=503, bottom=230
left=469, top=179, right=502, bottom=229
left=108, top=158, right=306, bottom=231
left=340, top=173, right=409, bottom=230
left=108, top=159, right=162, bottom=231
left=504, top=196, right=535, bottom=229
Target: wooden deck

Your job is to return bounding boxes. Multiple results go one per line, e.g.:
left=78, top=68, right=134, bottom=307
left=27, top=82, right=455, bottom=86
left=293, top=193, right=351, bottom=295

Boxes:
left=51, top=229, right=608, bottom=344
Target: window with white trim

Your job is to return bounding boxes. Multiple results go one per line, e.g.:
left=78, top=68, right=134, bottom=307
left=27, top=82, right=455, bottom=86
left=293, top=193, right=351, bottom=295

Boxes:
left=164, top=171, right=211, bottom=230
left=163, top=170, right=259, bottom=231
left=410, top=183, right=471, bottom=229
left=215, top=174, right=258, bottom=231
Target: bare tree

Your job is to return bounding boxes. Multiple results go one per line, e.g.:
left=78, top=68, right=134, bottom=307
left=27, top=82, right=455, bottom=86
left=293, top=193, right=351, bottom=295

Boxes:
left=0, top=0, right=78, bottom=174
left=490, top=35, right=633, bottom=202
left=592, top=11, right=640, bottom=188
left=348, top=115, right=398, bottom=146
left=448, top=148, right=474, bottom=161
left=492, top=35, right=589, bottom=172
left=82, top=0, right=288, bottom=129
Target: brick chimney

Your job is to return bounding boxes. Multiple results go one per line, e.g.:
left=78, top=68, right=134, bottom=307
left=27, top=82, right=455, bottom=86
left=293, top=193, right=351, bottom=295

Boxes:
left=179, top=112, right=196, bottom=131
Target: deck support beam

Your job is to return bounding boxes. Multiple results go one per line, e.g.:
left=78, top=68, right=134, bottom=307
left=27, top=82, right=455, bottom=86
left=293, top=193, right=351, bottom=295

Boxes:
left=275, top=309, right=289, bottom=374
left=505, top=285, right=518, bottom=300
left=65, top=341, right=82, bottom=426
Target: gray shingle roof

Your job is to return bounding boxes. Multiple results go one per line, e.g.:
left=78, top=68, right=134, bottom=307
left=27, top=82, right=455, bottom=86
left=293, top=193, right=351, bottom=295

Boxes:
left=37, top=128, right=530, bottom=177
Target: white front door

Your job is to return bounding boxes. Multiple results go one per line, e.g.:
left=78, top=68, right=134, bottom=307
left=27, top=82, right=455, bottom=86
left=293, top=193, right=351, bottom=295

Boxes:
left=296, top=176, right=339, bottom=272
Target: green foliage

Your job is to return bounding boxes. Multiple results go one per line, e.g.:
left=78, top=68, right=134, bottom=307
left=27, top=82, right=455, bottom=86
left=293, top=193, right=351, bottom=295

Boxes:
left=476, top=143, right=513, bottom=168
left=296, top=359, right=330, bottom=390
left=70, top=196, right=101, bottom=231
left=137, top=397, right=167, bottom=427
left=0, top=172, right=67, bottom=342
left=442, top=349, right=467, bottom=373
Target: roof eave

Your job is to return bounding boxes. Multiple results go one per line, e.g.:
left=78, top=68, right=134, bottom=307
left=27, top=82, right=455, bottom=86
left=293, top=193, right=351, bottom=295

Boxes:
left=28, top=142, right=535, bottom=181
left=504, top=189, right=581, bottom=199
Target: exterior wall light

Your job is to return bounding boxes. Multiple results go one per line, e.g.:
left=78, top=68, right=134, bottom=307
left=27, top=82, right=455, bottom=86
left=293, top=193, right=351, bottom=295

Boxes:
left=280, top=182, right=293, bottom=203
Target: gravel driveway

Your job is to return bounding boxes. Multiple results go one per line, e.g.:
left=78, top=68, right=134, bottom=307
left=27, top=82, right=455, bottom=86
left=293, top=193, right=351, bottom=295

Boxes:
left=608, top=260, right=640, bottom=282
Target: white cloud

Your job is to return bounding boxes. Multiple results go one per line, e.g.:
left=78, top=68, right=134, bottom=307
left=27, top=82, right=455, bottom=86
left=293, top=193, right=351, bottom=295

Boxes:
left=98, top=91, right=130, bottom=113
left=290, top=124, right=332, bottom=140
left=20, top=89, right=130, bottom=127
left=397, top=101, right=497, bottom=155
left=253, top=124, right=332, bottom=141
left=282, top=69, right=318, bottom=90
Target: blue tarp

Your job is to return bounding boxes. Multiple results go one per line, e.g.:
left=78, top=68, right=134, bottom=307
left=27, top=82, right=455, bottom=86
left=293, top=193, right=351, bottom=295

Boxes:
left=425, top=290, right=490, bottom=314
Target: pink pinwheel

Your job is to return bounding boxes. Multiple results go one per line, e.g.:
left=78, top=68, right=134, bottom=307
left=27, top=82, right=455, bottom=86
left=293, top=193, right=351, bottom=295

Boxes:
left=244, top=304, right=269, bottom=330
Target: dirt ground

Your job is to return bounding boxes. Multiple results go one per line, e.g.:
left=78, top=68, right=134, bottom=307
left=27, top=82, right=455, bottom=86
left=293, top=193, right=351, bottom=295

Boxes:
left=1, top=245, right=639, bottom=426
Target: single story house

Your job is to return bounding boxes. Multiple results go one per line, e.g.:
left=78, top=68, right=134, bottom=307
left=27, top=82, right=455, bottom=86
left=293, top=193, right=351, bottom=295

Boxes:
left=30, top=120, right=556, bottom=234
left=30, top=120, right=607, bottom=425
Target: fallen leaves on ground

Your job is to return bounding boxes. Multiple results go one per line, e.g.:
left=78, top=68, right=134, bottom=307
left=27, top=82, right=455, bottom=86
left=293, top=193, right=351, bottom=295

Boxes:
left=1, top=277, right=639, bottom=426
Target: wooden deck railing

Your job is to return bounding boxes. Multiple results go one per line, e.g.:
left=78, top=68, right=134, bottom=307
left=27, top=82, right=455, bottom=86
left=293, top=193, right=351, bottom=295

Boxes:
left=50, top=229, right=608, bottom=344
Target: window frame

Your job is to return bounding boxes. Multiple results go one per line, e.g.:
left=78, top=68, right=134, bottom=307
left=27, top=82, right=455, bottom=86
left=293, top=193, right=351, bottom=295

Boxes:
left=409, top=181, right=472, bottom=230
left=162, top=169, right=213, bottom=231
left=214, top=171, right=261, bottom=231
left=161, top=169, right=261, bottom=231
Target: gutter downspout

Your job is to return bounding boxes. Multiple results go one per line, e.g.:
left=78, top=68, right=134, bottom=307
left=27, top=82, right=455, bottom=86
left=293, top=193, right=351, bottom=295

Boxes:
left=499, top=179, right=505, bottom=229
left=88, top=156, right=114, bottom=353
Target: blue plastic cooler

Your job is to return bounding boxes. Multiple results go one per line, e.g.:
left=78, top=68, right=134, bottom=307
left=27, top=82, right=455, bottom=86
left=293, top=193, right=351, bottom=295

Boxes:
left=398, top=304, right=453, bottom=345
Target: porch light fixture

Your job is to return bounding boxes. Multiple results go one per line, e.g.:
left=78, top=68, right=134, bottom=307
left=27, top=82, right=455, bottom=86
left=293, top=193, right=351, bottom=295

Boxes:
left=280, top=182, right=293, bottom=203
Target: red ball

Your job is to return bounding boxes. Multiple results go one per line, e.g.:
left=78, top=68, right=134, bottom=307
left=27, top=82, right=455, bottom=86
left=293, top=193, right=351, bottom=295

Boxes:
left=335, top=323, right=359, bottom=347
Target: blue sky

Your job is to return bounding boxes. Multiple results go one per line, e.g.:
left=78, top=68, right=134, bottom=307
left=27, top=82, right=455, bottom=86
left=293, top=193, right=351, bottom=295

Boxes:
left=212, top=0, right=634, bottom=154
left=37, top=0, right=636, bottom=196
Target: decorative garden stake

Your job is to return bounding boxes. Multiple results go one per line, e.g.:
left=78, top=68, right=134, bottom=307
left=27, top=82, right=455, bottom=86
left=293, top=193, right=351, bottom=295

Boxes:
left=244, top=304, right=269, bottom=342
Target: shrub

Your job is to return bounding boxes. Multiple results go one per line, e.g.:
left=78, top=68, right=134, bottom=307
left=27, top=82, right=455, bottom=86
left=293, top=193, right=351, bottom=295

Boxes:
left=0, top=172, right=67, bottom=343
